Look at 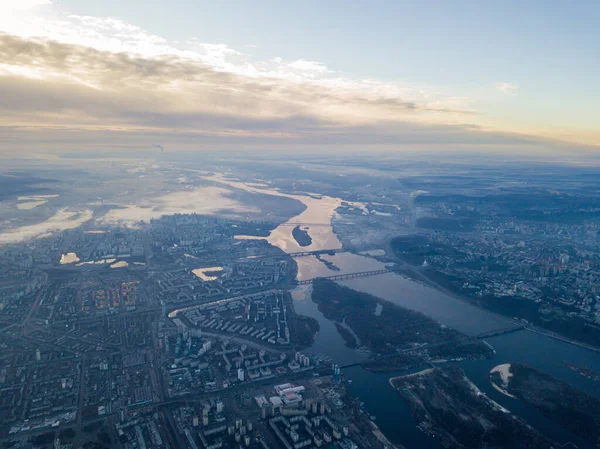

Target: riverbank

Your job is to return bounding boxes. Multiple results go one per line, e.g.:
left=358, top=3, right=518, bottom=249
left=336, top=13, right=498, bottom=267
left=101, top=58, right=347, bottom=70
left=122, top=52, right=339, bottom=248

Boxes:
left=490, top=362, right=600, bottom=448
left=389, top=257, right=600, bottom=354
left=370, top=420, right=404, bottom=449
left=391, top=366, right=556, bottom=449
left=389, top=368, right=433, bottom=386
left=202, top=172, right=342, bottom=253
left=190, top=174, right=600, bottom=449
left=311, top=278, right=493, bottom=370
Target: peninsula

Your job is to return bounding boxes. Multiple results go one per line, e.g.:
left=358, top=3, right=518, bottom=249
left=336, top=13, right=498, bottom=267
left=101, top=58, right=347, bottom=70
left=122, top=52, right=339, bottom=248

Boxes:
left=391, top=367, right=556, bottom=449
left=490, top=362, right=600, bottom=447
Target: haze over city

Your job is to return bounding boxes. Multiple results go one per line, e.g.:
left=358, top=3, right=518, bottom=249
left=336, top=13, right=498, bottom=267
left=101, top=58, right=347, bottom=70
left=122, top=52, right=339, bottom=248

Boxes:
left=1, top=2, right=600, bottom=449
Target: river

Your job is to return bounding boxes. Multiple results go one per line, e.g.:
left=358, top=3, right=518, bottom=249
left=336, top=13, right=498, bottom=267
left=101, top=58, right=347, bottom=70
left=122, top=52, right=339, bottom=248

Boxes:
left=204, top=173, right=343, bottom=252
left=209, top=175, right=600, bottom=449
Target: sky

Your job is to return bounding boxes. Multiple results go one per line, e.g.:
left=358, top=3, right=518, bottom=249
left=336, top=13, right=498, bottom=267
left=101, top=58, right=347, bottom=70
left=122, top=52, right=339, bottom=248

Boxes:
left=0, top=0, right=598, bottom=155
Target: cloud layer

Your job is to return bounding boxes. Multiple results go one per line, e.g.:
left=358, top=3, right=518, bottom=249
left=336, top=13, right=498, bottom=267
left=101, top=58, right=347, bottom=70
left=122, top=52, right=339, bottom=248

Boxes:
left=0, top=5, right=596, bottom=153
left=0, top=32, right=527, bottom=149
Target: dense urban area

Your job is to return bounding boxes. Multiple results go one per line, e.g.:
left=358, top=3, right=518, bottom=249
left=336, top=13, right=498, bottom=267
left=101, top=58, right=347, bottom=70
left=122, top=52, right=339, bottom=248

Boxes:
left=1, top=156, right=600, bottom=449
left=0, top=203, right=395, bottom=449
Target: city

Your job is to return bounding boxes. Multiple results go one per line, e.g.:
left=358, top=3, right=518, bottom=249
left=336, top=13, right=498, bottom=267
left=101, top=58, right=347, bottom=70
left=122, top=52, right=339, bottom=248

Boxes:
left=1, top=1, right=600, bottom=447
left=1, top=158, right=600, bottom=449
left=0, top=207, right=394, bottom=449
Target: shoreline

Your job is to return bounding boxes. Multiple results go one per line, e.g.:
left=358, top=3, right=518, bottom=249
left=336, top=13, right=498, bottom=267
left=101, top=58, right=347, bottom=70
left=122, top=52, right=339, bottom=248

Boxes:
left=489, top=363, right=517, bottom=399
left=389, top=368, right=434, bottom=387
left=370, top=419, right=403, bottom=449
left=388, top=257, right=600, bottom=354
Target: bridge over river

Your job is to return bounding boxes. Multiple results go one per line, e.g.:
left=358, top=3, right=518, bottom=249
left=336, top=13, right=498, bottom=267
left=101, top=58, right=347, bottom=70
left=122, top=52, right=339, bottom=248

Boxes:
left=278, top=222, right=332, bottom=227
left=296, top=268, right=393, bottom=285
left=339, top=324, right=526, bottom=369
left=288, top=248, right=345, bottom=257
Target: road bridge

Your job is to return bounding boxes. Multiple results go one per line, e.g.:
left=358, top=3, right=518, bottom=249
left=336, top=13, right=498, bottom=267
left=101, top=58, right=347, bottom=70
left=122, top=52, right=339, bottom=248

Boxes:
left=288, top=248, right=344, bottom=257
left=339, top=325, right=527, bottom=369
left=297, top=268, right=392, bottom=285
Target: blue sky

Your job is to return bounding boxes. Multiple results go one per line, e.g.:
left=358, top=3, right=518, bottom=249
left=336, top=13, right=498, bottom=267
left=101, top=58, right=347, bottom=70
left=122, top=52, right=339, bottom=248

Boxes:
left=55, top=0, right=598, bottom=83
left=0, top=0, right=598, bottom=153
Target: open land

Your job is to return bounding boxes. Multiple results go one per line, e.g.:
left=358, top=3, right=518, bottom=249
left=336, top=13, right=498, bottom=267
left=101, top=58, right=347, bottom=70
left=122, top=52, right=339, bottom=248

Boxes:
left=490, top=362, right=600, bottom=447
left=391, top=366, right=556, bottom=449
left=3, top=156, right=600, bottom=449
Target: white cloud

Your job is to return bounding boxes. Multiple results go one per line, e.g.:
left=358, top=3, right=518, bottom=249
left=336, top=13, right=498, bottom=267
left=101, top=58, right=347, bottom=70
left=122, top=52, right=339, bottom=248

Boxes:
left=0, top=0, right=52, bottom=36
left=287, top=59, right=332, bottom=74
left=101, top=186, right=256, bottom=226
left=0, top=3, right=470, bottom=111
left=0, top=0, right=51, bottom=11
left=0, top=4, right=596, bottom=150
left=3, top=3, right=557, bottom=150
left=0, top=208, right=92, bottom=244
left=495, top=81, right=519, bottom=95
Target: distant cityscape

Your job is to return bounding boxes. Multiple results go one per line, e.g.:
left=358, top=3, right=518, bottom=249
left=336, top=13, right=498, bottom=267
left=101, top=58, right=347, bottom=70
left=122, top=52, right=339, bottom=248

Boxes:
left=1, top=157, right=600, bottom=449
left=0, top=208, right=386, bottom=449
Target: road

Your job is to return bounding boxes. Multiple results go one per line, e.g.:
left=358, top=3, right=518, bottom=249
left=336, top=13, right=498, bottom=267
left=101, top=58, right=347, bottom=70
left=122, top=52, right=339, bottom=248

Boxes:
left=22, top=272, right=48, bottom=334
left=77, top=354, right=87, bottom=425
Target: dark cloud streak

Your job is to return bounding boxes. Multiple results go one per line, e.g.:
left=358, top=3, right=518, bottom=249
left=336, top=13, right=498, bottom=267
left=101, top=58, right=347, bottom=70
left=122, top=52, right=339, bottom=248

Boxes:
left=0, top=33, right=567, bottom=152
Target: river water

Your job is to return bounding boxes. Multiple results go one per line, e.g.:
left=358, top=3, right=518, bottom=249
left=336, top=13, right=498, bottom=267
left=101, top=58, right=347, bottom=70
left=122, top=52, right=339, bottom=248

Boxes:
left=210, top=175, right=600, bottom=449
left=205, top=173, right=343, bottom=252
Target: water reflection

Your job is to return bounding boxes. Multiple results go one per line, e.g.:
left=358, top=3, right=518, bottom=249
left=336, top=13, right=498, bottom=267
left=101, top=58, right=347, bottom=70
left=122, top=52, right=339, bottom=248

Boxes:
left=60, top=252, right=80, bottom=264
left=202, top=172, right=600, bottom=448
left=342, top=273, right=509, bottom=336
left=204, top=173, right=343, bottom=252
left=294, top=252, right=388, bottom=281
left=291, top=284, right=366, bottom=367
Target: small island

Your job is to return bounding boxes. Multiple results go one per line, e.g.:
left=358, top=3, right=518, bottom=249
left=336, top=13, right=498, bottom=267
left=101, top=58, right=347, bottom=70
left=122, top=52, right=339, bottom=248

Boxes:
left=391, top=366, right=556, bottom=449
left=490, top=362, right=600, bottom=447
left=292, top=225, right=312, bottom=247
left=315, top=253, right=340, bottom=271
left=311, top=278, right=493, bottom=370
